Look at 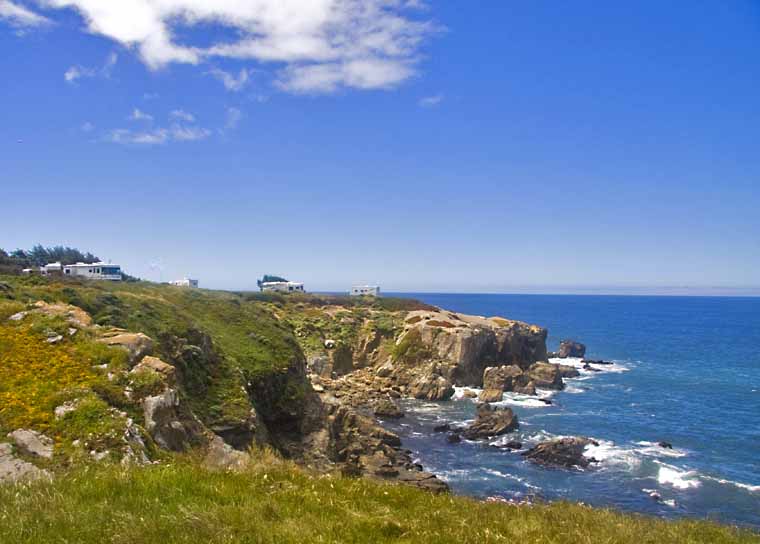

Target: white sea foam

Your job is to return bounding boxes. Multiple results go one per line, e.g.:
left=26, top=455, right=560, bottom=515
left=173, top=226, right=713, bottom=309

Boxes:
left=493, top=392, right=552, bottom=408
left=452, top=386, right=482, bottom=401
left=701, top=475, right=760, bottom=494
left=482, top=468, right=542, bottom=490
left=634, top=441, right=688, bottom=459
left=655, top=462, right=701, bottom=490
left=549, top=356, right=630, bottom=374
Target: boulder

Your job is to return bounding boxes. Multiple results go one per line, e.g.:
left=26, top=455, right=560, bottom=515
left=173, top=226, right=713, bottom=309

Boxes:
left=31, top=301, right=93, bottom=328
left=0, top=443, right=50, bottom=484
left=557, top=364, right=581, bottom=379
left=513, top=381, right=537, bottom=395
left=522, top=437, right=598, bottom=469
left=373, top=399, right=404, bottom=419
left=97, top=332, right=153, bottom=365
left=480, top=365, right=536, bottom=401
left=203, top=436, right=250, bottom=471
left=462, top=389, right=478, bottom=398
left=478, top=388, right=504, bottom=403
left=131, top=356, right=176, bottom=386
left=410, top=375, right=454, bottom=401
left=526, top=362, right=564, bottom=390
left=462, top=405, right=519, bottom=440
left=558, top=340, right=586, bottom=359
left=7, top=429, right=54, bottom=459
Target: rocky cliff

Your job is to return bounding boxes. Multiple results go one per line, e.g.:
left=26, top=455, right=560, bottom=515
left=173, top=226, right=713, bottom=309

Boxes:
left=0, top=277, right=550, bottom=492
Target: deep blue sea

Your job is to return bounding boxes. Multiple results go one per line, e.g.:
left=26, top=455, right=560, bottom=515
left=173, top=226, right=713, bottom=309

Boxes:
left=382, top=294, right=760, bottom=528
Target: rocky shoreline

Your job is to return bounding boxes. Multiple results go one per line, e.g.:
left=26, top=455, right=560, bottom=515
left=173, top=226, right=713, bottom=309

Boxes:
left=0, top=291, right=619, bottom=493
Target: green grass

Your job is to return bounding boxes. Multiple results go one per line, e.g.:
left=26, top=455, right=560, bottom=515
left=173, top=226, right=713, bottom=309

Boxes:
left=0, top=457, right=755, bottom=544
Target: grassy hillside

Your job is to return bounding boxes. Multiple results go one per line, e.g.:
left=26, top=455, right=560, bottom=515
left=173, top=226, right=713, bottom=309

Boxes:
left=0, top=455, right=755, bottom=544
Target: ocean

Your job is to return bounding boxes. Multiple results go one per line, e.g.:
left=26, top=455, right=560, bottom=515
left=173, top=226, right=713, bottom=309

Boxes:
left=381, top=294, right=760, bottom=528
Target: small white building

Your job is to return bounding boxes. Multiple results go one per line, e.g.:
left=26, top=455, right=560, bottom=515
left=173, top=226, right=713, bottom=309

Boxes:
left=41, top=262, right=63, bottom=275
left=261, top=281, right=305, bottom=293
left=63, top=262, right=122, bottom=281
left=170, top=278, right=199, bottom=288
left=351, top=285, right=380, bottom=297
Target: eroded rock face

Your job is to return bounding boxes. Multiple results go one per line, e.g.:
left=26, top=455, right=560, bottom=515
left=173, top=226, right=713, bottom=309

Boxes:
left=410, top=374, right=455, bottom=401
left=526, top=362, right=564, bottom=390
left=522, top=437, right=598, bottom=469
left=479, top=365, right=535, bottom=402
left=462, top=405, right=519, bottom=440
left=558, top=340, right=586, bottom=359
left=0, top=443, right=51, bottom=484
left=294, top=390, right=448, bottom=493
left=397, top=310, right=547, bottom=388
left=7, top=429, right=54, bottom=459
left=142, top=389, right=193, bottom=451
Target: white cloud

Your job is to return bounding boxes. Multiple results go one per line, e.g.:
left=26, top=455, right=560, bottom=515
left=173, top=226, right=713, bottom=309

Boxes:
left=224, top=107, right=242, bottom=130
left=207, top=67, right=250, bottom=92
left=39, top=0, right=436, bottom=92
left=170, top=109, right=195, bottom=122
left=107, top=108, right=210, bottom=145
left=108, top=128, right=169, bottom=145
left=64, top=65, right=95, bottom=82
left=418, top=94, right=443, bottom=108
left=0, top=0, right=50, bottom=27
left=170, top=125, right=210, bottom=141
left=80, top=121, right=94, bottom=132
left=64, top=51, right=118, bottom=83
left=129, top=108, right=154, bottom=122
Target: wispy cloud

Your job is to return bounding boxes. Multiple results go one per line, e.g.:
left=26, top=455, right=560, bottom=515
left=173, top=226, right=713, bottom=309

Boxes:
left=32, top=0, right=438, bottom=93
left=108, top=128, right=169, bottom=146
left=64, top=51, right=118, bottom=84
left=224, top=107, right=243, bottom=131
left=418, top=94, right=443, bottom=108
left=207, top=67, right=250, bottom=92
left=170, top=109, right=195, bottom=122
left=80, top=121, right=94, bottom=132
left=129, top=108, right=154, bottom=122
left=0, top=0, right=50, bottom=28
left=107, top=108, right=211, bottom=146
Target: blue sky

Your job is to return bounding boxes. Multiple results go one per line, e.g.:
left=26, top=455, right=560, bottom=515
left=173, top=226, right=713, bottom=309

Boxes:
left=2, top=1, right=759, bottom=294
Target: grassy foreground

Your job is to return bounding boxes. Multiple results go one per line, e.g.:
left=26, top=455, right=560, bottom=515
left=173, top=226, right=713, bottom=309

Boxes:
left=0, top=456, right=755, bottom=544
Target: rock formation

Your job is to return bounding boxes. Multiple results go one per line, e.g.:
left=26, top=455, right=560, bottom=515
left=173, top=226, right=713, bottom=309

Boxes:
left=558, top=340, right=586, bottom=358
left=462, top=405, right=519, bottom=440
left=522, top=437, right=598, bottom=469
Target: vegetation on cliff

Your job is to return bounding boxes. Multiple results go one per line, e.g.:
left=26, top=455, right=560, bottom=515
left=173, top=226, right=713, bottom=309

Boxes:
left=0, top=455, right=755, bottom=544
left=0, top=274, right=756, bottom=541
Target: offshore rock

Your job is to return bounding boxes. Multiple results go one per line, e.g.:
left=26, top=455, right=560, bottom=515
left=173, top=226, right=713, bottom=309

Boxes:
left=558, top=340, right=586, bottom=359
left=522, top=437, right=599, bottom=469
left=526, top=362, right=564, bottom=390
left=462, top=405, right=519, bottom=440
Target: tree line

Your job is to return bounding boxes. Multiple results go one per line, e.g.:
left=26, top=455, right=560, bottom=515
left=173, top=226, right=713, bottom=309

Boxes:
left=0, top=245, right=100, bottom=275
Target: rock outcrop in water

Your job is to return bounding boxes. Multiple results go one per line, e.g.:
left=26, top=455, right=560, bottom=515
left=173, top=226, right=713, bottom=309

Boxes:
left=461, top=405, right=519, bottom=440
left=522, top=437, right=598, bottom=469
left=558, top=340, right=586, bottom=358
